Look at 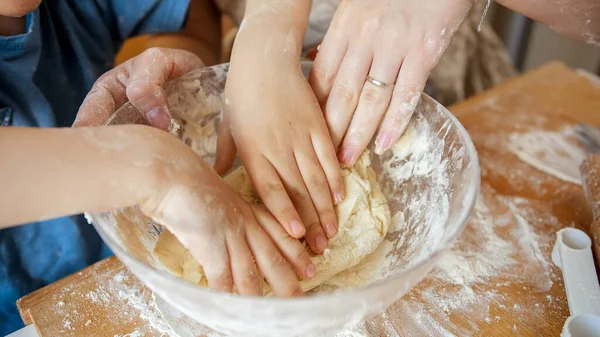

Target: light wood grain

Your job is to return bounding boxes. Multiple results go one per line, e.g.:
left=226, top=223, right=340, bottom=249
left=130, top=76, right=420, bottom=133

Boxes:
left=17, top=62, right=600, bottom=336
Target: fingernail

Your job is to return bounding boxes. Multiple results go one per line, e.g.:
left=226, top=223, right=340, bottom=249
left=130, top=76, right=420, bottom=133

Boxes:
left=306, top=264, right=316, bottom=279
left=147, top=107, right=170, bottom=130
left=375, top=132, right=394, bottom=155
left=334, top=192, right=344, bottom=205
left=337, top=146, right=356, bottom=167
left=290, top=220, right=305, bottom=238
left=325, top=223, right=337, bottom=238
left=315, top=235, right=328, bottom=252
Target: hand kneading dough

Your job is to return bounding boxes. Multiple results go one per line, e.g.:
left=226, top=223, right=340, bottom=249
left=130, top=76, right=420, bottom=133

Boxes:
left=154, top=150, right=391, bottom=294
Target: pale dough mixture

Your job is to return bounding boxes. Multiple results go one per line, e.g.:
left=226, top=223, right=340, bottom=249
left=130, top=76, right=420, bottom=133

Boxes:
left=154, top=150, right=391, bottom=295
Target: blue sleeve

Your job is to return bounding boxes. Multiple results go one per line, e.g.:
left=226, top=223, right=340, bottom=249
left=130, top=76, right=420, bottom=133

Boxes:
left=96, top=0, right=191, bottom=43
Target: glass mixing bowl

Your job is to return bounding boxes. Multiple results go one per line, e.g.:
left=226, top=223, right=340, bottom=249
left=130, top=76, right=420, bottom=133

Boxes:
left=86, top=61, right=480, bottom=336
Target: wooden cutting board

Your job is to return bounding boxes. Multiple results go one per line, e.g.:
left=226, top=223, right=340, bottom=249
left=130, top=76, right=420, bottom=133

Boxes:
left=17, top=62, right=600, bottom=337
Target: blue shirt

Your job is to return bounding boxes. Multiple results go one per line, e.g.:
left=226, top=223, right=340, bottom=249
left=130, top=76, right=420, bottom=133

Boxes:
left=0, top=0, right=189, bottom=334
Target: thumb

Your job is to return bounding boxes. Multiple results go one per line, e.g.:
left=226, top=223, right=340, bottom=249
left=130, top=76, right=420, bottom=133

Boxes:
left=214, top=110, right=237, bottom=175
left=126, top=48, right=204, bottom=129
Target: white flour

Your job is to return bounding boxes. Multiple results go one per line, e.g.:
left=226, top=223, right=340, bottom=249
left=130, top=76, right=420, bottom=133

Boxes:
left=507, top=127, right=588, bottom=185
left=53, top=266, right=176, bottom=337
left=100, top=64, right=570, bottom=335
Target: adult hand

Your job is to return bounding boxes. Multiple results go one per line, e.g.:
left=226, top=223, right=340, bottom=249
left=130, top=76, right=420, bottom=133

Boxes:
left=74, top=47, right=204, bottom=129
left=309, top=0, right=474, bottom=166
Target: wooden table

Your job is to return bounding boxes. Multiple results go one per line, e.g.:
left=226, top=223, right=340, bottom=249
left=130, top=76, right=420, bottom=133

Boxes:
left=17, top=62, right=600, bottom=336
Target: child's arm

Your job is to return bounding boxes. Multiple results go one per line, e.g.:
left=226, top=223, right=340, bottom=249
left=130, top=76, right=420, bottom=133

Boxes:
left=0, top=124, right=313, bottom=295
left=216, top=0, right=344, bottom=255
left=0, top=125, right=164, bottom=228
left=4, top=46, right=314, bottom=295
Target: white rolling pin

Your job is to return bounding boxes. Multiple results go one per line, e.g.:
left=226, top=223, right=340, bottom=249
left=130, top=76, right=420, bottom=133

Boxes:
left=552, top=228, right=600, bottom=337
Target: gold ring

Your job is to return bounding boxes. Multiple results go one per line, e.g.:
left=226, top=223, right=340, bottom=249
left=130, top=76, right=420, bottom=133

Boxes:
left=366, top=75, right=394, bottom=88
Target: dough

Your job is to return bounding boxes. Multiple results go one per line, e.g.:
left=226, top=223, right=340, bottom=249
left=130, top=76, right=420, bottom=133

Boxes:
left=154, top=150, right=391, bottom=294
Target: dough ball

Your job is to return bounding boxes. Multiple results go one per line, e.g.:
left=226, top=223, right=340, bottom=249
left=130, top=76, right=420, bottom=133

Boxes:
left=153, top=150, right=391, bottom=294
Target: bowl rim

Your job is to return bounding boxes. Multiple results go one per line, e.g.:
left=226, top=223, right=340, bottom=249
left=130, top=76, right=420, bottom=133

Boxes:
left=89, top=68, right=480, bottom=305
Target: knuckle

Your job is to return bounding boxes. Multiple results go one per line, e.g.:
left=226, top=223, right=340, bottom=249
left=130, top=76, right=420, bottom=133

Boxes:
left=310, top=174, right=328, bottom=190
left=144, top=47, right=168, bottom=61
left=225, top=220, right=245, bottom=237
left=125, top=81, right=144, bottom=95
left=360, top=86, right=383, bottom=106
left=389, top=111, right=409, bottom=127
left=270, top=252, right=288, bottom=270
left=288, top=188, right=307, bottom=203
left=277, top=205, right=299, bottom=224
left=238, top=269, right=262, bottom=292
left=125, top=81, right=156, bottom=102
left=281, top=205, right=296, bottom=217
left=331, top=84, right=357, bottom=104
left=296, top=250, right=312, bottom=266
left=311, top=66, right=334, bottom=85
left=391, top=93, right=420, bottom=120
left=361, top=17, right=383, bottom=34
left=259, top=180, right=286, bottom=197
left=305, top=221, right=322, bottom=233
left=320, top=209, right=337, bottom=222
left=281, top=231, right=302, bottom=247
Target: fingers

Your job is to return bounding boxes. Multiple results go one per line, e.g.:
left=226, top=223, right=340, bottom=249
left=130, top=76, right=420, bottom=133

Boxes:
left=294, top=140, right=339, bottom=239
left=308, top=1, right=351, bottom=108
left=338, top=53, right=401, bottom=167
left=251, top=207, right=315, bottom=280
left=275, top=159, right=329, bottom=254
left=225, top=223, right=263, bottom=296
left=322, top=44, right=373, bottom=148
left=244, top=155, right=306, bottom=239
left=183, top=230, right=234, bottom=293
left=74, top=63, right=131, bottom=127
left=311, top=132, right=345, bottom=205
left=245, top=219, right=303, bottom=297
left=375, top=52, right=429, bottom=155
left=126, top=48, right=204, bottom=129
left=214, top=110, right=237, bottom=175
left=75, top=48, right=204, bottom=128
left=309, top=31, right=347, bottom=108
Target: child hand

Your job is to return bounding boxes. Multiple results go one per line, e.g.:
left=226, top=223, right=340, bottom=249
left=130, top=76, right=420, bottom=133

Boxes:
left=74, top=48, right=204, bottom=129
left=71, top=47, right=314, bottom=296
left=309, top=0, right=473, bottom=166
left=216, top=58, right=344, bottom=255
left=141, top=130, right=314, bottom=296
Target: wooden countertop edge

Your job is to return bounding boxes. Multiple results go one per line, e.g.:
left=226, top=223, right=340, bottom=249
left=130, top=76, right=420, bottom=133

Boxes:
left=17, top=256, right=121, bottom=325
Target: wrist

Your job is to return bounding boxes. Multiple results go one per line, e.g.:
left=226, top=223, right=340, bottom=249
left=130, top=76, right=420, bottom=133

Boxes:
left=122, top=125, right=180, bottom=197
left=230, top=28, right=303, bottom=81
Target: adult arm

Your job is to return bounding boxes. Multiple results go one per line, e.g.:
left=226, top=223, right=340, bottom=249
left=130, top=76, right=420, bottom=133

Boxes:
left=498, top=0, right=600, bottom=44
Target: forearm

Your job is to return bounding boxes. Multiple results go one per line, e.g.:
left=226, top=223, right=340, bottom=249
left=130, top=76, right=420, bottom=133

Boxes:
left=0, top=125, right=165, bottom=228
left=146, top=0, right=223, bottom=65
left=497, top=0, right=600, bottom=44
left=232, top=0, right=312, bottom=64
